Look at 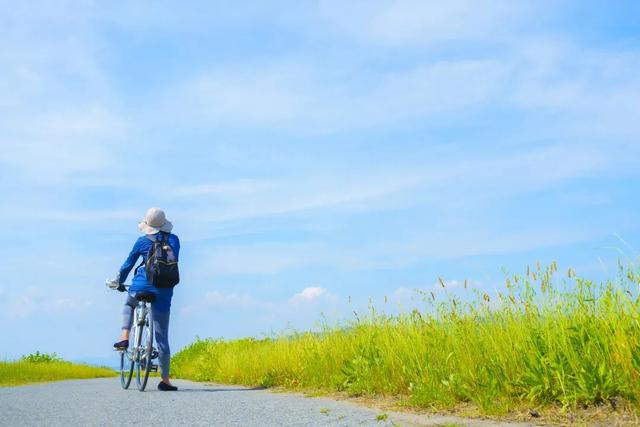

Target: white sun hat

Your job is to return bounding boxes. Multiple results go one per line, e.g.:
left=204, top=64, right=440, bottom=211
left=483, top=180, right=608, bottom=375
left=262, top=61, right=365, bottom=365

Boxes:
left=138, top=207, right=173, bottom=234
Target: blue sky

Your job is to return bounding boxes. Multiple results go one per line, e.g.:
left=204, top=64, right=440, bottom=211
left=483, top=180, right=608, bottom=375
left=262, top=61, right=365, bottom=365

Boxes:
left=1, top=1, right=639, bottom=362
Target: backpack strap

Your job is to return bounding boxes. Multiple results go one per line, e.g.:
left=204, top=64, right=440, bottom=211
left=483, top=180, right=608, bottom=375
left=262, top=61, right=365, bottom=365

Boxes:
left=134, top=257, right=145, bottom=274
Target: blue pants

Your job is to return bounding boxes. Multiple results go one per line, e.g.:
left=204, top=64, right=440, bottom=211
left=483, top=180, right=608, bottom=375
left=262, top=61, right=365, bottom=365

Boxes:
left=122, top=294, right=171, bottom=377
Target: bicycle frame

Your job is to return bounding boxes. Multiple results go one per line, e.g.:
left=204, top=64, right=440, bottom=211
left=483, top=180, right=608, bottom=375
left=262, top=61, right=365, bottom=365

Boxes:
left=131, top=301, right=148, bottom=360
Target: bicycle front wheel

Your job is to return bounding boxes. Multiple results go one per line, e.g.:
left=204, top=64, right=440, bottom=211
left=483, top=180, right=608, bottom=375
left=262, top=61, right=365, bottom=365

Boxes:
left=135, top=307, right=154, bottom=391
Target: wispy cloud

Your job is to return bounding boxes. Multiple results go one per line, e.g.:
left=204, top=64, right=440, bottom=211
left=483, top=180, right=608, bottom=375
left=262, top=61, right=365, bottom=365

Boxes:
left=169, top=179, right=278, bottom=198
left=169, top=58, right=508, bottom=132
left=7, top=209, right=139, bottom=223
left=0, top=286, right=94, bottom=318
left=181, top=290, right=260, bottom=315
left=198, top=243, right=320, bottom=275
left=315, top=0, right=535, bottom=45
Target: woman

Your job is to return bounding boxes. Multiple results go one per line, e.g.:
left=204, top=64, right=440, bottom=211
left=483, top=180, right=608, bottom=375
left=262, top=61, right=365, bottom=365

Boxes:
left=112, top=207, right=180, bottom=391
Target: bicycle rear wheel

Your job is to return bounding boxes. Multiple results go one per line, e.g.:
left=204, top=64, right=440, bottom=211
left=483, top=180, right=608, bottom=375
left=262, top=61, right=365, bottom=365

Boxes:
left=135, top=306, right=154, bottom=391
left=119, top=347, right=134, bottom=389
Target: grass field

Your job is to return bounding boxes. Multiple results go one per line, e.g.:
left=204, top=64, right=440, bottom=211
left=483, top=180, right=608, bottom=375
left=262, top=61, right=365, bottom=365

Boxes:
left=172, top=262, right=640, bottom=417
left=0, top=352, right=116, bottom=387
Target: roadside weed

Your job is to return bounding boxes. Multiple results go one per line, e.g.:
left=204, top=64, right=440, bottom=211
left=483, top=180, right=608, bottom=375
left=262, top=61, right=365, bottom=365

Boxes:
left=20, top=351, right=62, bottom=363
left=1, top=354, right=116, bottom=386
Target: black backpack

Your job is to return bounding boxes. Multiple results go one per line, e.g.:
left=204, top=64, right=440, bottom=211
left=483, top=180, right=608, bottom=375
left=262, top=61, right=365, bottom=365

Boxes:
left=143, top=233, right=180, bottom=288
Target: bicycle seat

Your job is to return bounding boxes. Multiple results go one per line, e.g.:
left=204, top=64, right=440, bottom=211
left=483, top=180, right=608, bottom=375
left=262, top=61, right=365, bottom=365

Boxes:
left=135, top=292, right=156, bottom=303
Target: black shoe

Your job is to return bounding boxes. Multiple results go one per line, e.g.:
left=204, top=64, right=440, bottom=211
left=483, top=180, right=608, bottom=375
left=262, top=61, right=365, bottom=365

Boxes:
left=113, top=339, right=129, bottom=350
left=158, top=381, right=178, bottom=391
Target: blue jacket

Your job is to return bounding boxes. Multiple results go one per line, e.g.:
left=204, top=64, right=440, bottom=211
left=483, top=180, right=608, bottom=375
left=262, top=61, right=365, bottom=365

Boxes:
left=119, top=232, right=180, bottom=312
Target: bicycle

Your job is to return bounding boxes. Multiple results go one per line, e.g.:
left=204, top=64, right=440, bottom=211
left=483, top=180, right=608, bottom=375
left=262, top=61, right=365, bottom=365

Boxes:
left=107, top=281, right=158, bottom=391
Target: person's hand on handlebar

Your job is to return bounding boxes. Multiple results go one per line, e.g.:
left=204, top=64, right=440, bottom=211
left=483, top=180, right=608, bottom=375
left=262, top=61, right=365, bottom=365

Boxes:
left=106, top=274, right=126, bottom=292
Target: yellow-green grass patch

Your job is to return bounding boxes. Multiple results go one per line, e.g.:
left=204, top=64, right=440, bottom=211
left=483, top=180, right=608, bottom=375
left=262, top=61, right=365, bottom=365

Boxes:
left=172, top=262, right=640, bottom=419
left=0, top=360, right=116, bottom=387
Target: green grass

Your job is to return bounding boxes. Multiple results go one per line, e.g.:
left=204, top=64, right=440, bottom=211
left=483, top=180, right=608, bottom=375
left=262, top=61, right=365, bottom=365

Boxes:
left=0, top=352, right=116, bottom=387
left=172, top=262, right=640, bottom=415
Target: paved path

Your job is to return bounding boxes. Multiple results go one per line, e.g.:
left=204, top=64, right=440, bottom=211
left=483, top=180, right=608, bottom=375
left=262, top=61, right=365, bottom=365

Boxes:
left=0, top=378, right=537, bottom=426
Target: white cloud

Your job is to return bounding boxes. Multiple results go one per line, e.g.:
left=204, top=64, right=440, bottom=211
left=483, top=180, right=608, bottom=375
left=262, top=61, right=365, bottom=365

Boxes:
left=289, top=287, right=334, bottom=304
